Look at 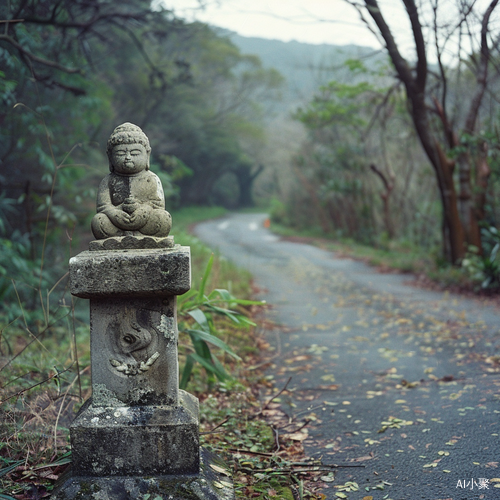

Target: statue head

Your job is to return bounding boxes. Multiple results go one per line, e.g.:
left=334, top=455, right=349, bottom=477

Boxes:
left=106, top=123, right=152, bottom=172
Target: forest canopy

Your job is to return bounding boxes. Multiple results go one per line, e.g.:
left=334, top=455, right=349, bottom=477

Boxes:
left=0, top=0, right=282, bottom=241
left=277, top=0, right=500, bottom=274
left=3, top=0, right=500, bottom=294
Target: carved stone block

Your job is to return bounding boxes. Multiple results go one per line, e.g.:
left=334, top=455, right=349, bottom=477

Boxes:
left=90, top=297, right=179, bottom=406
left=69, top=246, right=191, bottom=298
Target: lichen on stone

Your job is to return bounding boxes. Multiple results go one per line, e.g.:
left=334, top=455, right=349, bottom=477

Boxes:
left=158, top=315, right=176, bottom=342
left=109, top=351, right=160, bottom=375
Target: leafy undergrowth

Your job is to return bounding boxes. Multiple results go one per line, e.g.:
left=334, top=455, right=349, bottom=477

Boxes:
left=0, top=207, right=336, bottom=499
left=0, top=302, right=327, bottom=500
left=0, top=206, right=326, bottom=499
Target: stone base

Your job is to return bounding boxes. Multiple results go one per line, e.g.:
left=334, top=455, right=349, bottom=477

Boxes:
left=69, top=246, right=191, bottom=298
left=71, top=392, right=199, bottom=477
left=50, top=448, right=234, bottom=500
left=89, top=235, right=175, bottom=251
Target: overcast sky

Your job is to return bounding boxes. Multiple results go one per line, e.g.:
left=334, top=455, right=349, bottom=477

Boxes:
left=164, top=0, right=411, bottom=49
left=162, top=0, right=500, bottom=66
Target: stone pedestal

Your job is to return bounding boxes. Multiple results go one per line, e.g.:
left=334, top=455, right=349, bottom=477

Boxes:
left=52, top=245, right=234, bottom=499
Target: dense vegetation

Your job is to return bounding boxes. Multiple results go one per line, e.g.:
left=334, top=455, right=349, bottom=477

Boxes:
left=2, top=0, right=500, bottom=497
left=267, top=0, right=500, bottom=288
left=0, top=0, right=283, bottom=317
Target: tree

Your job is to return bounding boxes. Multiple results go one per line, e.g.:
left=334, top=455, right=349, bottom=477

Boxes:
left=0, top=0, right=171, bottom=94
left=0, top=0, right=183, bottom=248
left=292, top=59, right=433, bottom=244
left=349, top=0, right=500, bottom=263
left=116, top=25, right=284, bottom=207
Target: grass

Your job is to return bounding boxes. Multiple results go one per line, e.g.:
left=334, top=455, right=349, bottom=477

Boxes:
left=172, top=206, right=252, bottom=299
left=0, top=206, right=321, bottom=500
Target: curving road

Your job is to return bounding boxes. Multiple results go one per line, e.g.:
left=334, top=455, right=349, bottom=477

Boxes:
left=195, top=212, right=500, bottom=500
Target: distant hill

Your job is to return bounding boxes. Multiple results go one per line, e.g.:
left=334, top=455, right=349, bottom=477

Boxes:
left=226, top=32, right=384, bottom=111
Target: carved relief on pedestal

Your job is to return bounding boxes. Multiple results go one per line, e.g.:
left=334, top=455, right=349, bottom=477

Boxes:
left=108, top=307, right=160, bottom=376
left=90, top=297, right=180, bottom=406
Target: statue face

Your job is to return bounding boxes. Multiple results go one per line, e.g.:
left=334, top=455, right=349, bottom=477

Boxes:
left=111, top=143, right=148, bottom=175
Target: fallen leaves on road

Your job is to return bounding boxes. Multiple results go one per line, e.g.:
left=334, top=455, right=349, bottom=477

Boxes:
left=378, top=417, right=414, bottom=433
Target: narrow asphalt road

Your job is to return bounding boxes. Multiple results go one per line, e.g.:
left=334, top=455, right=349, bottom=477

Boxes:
left=194, top=213, right=500, bottom=500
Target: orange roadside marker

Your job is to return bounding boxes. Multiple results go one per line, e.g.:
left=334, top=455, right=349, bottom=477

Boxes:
left=263, top=218, right=271, bottom=228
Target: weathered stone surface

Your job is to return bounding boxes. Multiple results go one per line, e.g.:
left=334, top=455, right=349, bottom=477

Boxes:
left=89, top=235, right=174, bottom=251
left=71, top=391, right=200, bottom=477
left=50, top=448, right=234, bottom=500
left=53, top=122, right=233, bottom=499
left=69, top=246, right=191, bottom=298
left=91, top=123, right=172, bottom=240
left=90, top=297, right=179, bottom=406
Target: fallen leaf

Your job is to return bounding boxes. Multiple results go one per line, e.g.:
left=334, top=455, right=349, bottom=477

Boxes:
left=321, top=475, right=335, bottom=482
left=317, top=384, right=339, bottom=390
left=285, top=355, right=311, bottom=363
left=284, top=431, right=308, bottom=441
left=213, top=464, right=232, bottom=477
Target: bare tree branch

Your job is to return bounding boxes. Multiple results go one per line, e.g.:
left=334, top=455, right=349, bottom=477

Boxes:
left=0, top=34, right=82, bottom=74
left=464, top=0, right=499, bottom=134
left=364, top=0, right=414, bottom=88
left=402, top=0, right=427, bottom=90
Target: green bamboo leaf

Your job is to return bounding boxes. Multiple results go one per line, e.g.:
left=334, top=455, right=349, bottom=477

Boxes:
left=190, top=353, right=229, bottom=381
left=208, top=289, right=264, bottom=307
left=188, top=308, right=210, bottom=332
left=180, top=354, right=195, bottom=389
left=223, top=298, right=266, bottom=306
left=206, top=305, right=241, bottom=323
left=35, top=451, right=71, bottom=469
left=190, top=333, right=212, bottom=359
left=178, top=289, right=198, bottom=307
left=197, top=254, right=214, bottom=302
left=210, top=354, right=230, bottom=379
left=187, top=329, right=241, bottom=360
left=0, top=460, right=23, bottom=478
left=0, top=493, right=18, bottom=500
left=211, top=288, right=232, bottom=302
left=233, top=315, right=257, bottom=327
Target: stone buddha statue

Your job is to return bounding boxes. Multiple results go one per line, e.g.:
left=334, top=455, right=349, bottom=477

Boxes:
left=91, top=123, right=172, bottom=240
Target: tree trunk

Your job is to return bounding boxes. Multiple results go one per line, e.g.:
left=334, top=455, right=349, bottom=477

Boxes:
left=370, top=163, right=395, bottom=239
left=233, top=164, right=264, bottom=208
left=475, top=141, right=491, bottom=224
left=362, top=0, right=500, bottom=264
left=292, top=165, right=331, bottom=233
left=434, top=143, right=465, bottom=263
